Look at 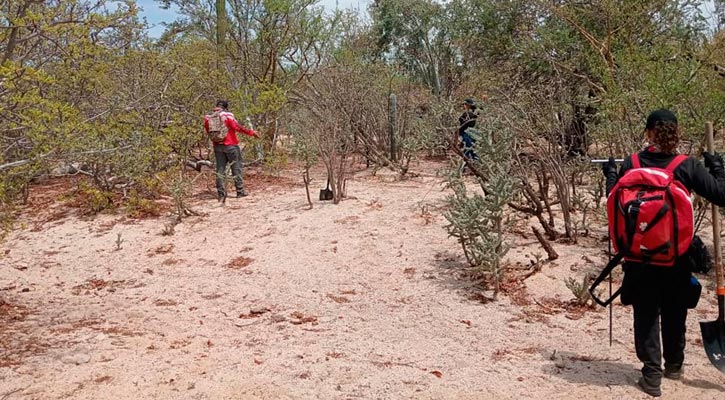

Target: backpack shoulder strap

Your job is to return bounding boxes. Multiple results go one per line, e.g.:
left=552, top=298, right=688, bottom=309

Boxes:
left=664, top=154, right=688, bottom=173
left=631, top=153, right=640, bottom=168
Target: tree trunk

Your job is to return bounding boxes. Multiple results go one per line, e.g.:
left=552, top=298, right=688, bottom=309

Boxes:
left=303, top=168, right=312, bottom=209
left=333, top=153, right=346, bottom=204
left=388, top=93, right=397, bottom=162
left=532, top=227, right=559, bottom=260
left=2, top=1, right=31, bottom=65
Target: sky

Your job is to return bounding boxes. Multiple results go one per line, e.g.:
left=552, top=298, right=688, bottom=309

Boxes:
left=136, top=0, right=371, bottom=37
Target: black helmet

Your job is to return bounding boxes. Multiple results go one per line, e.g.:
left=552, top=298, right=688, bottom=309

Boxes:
left=463, top=98, right=476, bottom=108
left=216, top=99, right=229, bottom=109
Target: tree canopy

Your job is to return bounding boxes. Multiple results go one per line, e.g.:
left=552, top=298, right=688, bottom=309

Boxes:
left=1, top=0, right=722, bottom=220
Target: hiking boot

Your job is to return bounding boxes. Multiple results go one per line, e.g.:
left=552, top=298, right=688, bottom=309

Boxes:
left=664, top=366, right=683, bottom=380
left=637, top=377, right=662, bottom=397
left=218, top=194, right=227, bottom=203
left=236, top=191, right=248, bottom=198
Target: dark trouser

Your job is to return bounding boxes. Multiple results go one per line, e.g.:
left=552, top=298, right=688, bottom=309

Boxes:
left=623, top=264, right=690, bottom=388
left=460, top=131, right=478, bottom=161
left=633, top=295, right=687, bottom=387
left=214, top=144, right=244, bottom=197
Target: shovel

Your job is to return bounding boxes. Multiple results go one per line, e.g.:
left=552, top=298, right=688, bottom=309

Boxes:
left=319, top=180, right=333, bottom=201
left=700, top=122, right=725, bottom=373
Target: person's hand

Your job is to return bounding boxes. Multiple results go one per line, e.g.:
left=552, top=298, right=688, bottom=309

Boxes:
left=702, top=151, right=723, bottom=169
left=702, top=151, right=725, bottom=177
left=252, top=130, right=260, bottom=139
left=602, top=156, right=617, bottom=178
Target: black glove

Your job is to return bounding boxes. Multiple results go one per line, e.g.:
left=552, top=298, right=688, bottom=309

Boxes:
left=601, top=156, right=617, bottom=178
left=702, top=151, right=725, bottom=178
left=683, top=235, right=713, bottom=274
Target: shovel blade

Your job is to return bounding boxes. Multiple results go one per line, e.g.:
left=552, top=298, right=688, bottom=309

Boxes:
left=700, top=320, right=725, bottom=372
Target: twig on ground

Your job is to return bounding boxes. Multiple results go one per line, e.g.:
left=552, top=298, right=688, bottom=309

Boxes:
left=234, top=320, right=264, bottom=328
left=1, top=387, right=28, bottom=400
left=533, top=298, right=557, bottom=313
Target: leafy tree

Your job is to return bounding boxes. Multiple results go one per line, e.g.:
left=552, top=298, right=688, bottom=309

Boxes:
left=159, top=0, right=344, bottom=151
left=0, top=0, right=143, bottom=214
left=370, top=0, right=455, bottom=96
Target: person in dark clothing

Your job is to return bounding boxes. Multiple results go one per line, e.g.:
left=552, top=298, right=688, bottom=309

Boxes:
left=204, top=100, right=258, bottom=201
left=603, top=109, right=725, bottom=397
left=458, top=98, right=479, bottom=162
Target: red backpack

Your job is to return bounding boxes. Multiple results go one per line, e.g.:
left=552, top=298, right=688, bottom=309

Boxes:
left=607, top=153, right=694, bottom=266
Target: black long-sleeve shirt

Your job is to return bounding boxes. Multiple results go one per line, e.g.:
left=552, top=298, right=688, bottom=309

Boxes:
left=458, top=110, right=477, bottom=136
left=605, top=148, right=725, bottom=206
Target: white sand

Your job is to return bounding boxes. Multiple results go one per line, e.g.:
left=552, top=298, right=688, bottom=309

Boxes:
left=1, top=161, right=723, bottom=399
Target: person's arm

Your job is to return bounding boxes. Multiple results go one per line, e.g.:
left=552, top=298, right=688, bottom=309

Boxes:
left=225, top=113, right=256, bottom=137
left=688, top=154, right=725, bottom=206
left=204, top=115, right=210, bottom=133
left=604, top=156, right=631, bottom=196
left=238, top=125, right=256, bottom=137
left=458, top=113, right=466, bottom=136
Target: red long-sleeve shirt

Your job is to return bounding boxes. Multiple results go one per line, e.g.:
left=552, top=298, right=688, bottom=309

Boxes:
left=204, top=107, right=255, bottom=146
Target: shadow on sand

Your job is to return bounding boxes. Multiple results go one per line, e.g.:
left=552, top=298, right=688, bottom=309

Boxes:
left=542, top=350, right=725, bottom=393
left=541, top=350, right=637, bottom=388
left=680, top=377, right=725, bottom=392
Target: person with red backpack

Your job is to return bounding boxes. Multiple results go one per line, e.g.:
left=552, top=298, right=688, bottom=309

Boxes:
left=204, top=100, right=258, bottom=201
left=601, top=109, right=725, bottom=397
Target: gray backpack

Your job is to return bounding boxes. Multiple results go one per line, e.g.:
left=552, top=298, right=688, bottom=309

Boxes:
left=207, top=110, right=228, bottom=143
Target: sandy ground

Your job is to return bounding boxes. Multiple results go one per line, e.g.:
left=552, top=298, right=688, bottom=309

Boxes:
left=1, top=161, right=724, bottom=400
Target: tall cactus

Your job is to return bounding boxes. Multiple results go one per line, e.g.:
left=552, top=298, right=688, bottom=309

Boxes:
left=216, top=0, right=226, bottom=67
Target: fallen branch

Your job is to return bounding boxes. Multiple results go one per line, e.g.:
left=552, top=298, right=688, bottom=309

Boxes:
left=0, top=159, right=30, bottom=171
left=0, top=145, right=133, bottom=172
left=185, top=160, right=212, bottom=172
left=521, top=262, right=544, bottom=280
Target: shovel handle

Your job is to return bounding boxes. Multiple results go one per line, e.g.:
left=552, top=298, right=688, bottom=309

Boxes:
left=706, top=123, right=725, bottom=298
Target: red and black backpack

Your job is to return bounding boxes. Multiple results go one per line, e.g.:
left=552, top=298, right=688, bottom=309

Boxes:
left=590, top=153, right=694, bottom=306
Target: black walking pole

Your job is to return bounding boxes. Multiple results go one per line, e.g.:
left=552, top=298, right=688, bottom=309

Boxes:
left=608, top=239, right=613, bottom=346
left=592, top=158, right=623, bottom=347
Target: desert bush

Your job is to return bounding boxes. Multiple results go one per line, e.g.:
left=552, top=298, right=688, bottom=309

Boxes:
left=444, top=120, right=517, bottom=297
left=566, top=273, right=595, bottom=308
left=290, top=58, right=435, bottom=175
left=288, top=66, right=361, bottom=203
left=126, top=189, right=162, bottom=219
left=74, top=181, right=116, bottom=214
left=162, top=168, right=201, bottom=223
left=262, top=150, right=289, bottom=176
left=290, top=128, right=319, bottom=209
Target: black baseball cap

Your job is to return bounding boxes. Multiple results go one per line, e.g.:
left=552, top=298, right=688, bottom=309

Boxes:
left=646, top=109, right=677, bottom=130
left=463, top=98, right=476, bottom=107
left=216, top=99, right=229, bottom=109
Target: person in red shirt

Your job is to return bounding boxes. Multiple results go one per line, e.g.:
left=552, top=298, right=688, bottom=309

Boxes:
left=204, top=100, right=257, bottom=200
